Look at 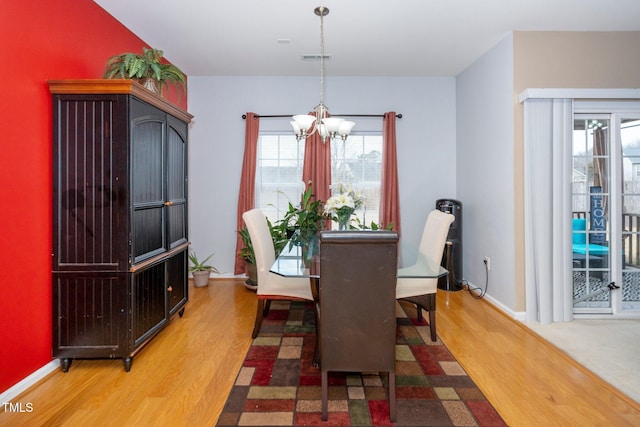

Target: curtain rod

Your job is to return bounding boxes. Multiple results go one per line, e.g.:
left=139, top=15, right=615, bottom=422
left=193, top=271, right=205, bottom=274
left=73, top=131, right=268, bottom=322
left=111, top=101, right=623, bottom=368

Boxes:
left=241, top=113, right=402, bottom=119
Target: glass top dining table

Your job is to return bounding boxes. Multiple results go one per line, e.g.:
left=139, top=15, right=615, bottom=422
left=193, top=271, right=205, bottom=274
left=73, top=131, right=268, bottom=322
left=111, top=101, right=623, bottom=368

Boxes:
left=270, top=240, right=448, bottom=279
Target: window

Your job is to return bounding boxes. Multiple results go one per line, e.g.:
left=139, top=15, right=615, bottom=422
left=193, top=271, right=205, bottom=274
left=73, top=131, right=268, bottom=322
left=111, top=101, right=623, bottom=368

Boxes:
left=255, top=132, right=383, bottom=226
left=255, top=134, right=304, bottom=221
left=330, top=134, right=382, bottom=225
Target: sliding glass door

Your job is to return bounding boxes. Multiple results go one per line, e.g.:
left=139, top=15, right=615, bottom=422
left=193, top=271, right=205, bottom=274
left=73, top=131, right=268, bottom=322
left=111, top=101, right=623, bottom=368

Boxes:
left=572, top=116, right=612, bottom=312
left=620, top=117, right=640, bottom=312
left=572, top=108, right=640, bottom=315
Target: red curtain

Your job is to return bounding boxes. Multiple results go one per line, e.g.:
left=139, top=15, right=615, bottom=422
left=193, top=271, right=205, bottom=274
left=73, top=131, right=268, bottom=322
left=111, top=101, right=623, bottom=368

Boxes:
left=234, top=112, right=260, bottom=274
left=380, top=112, right=401, bottom=235
left=302, top=129, right=332, bottom=204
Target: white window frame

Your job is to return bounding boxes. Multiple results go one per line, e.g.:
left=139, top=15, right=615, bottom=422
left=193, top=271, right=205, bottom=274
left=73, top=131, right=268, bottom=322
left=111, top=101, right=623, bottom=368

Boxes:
left=254, top=130, right=384, bottom=227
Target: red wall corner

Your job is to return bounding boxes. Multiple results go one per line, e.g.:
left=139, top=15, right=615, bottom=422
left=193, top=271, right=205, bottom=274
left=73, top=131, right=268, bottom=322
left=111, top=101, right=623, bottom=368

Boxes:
left=0, top=0, right=187, bottom=393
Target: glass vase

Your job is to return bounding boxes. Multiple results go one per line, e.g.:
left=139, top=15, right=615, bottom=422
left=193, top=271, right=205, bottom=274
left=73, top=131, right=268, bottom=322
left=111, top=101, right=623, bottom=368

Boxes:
left=336, top=211, right=352, bottom=230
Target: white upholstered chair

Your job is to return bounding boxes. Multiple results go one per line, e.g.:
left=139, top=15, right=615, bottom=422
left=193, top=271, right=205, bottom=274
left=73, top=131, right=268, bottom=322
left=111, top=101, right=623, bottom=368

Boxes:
left=397, top=209, right=455, bottom=341
left=242, top=208, right=314, bottom=338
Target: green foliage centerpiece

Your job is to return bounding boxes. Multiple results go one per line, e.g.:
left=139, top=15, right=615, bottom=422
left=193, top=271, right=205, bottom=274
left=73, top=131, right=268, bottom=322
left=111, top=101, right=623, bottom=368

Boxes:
left=282, top=182, right=325, bottom=267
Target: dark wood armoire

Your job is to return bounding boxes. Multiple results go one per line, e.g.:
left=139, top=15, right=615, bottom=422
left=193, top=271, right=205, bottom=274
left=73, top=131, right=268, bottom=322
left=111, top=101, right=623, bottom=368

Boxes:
left=49, top=80, right=192, bottom=372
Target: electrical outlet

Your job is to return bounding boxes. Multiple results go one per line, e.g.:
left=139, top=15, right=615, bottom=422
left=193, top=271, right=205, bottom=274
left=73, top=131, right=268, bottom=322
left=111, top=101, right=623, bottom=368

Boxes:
left=484, top=256, right=491, bottom=271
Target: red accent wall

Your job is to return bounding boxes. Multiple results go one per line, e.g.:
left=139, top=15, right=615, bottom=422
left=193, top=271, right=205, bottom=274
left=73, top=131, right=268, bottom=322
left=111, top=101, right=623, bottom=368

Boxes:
left=0, top=0, right=187, bottom=393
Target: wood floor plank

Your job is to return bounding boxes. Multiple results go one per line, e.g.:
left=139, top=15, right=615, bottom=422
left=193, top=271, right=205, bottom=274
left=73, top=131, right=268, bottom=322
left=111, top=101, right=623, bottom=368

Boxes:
left=435, top=289, right=640, bottom=426
left=1, top=279, right=638, bottom=426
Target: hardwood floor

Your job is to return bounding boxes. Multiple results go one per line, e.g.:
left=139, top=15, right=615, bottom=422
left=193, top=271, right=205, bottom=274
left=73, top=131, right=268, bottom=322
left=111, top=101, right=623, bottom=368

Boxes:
left=2, top=279, right=639, bottom=426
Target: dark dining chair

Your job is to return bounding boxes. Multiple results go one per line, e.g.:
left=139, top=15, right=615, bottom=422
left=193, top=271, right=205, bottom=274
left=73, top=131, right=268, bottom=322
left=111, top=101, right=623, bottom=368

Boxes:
left=318, top=230, right=399, bottom=422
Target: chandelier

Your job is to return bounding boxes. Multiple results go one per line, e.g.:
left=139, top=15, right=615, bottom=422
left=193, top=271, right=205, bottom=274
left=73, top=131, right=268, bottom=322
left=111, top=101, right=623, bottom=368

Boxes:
left=291, top=6, right=355, bottom=143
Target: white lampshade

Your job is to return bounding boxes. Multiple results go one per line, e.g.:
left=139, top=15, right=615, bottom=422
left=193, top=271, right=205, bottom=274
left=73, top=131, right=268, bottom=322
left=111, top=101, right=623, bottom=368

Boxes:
left=321, top=117, right=344, bottom=133
left=290, top=121, right=301, bottom=136
left=292, top=114, right=316, bottom=131
left=338, top=120, right=355, bottom=136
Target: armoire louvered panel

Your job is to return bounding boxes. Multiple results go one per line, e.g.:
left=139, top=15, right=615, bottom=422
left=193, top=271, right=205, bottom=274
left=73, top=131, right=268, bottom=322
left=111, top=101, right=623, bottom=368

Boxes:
left=131, top=120, right=164, bottom=204
left=132, top=263, right=167, bottom=346
left=50, top=80, right=192, bottom=372
left=132, top=207, right=165, bottom=262
left=167, top=116, right=188, bottom=248
left=167, top=251, right=188, bottom=315
left=167, top=205, right=187, bottom=249
left=53, top=274, right=127, bottom=354
left=54, top=97, right=128, bottom=270
left=131, top=100, right=166, bottom=263
left=167, top=117, right=186, bottom=201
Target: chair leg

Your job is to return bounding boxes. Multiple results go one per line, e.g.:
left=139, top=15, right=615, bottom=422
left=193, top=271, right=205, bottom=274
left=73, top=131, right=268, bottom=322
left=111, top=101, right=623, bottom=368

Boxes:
left=400, top=295, right=437, bottom=342
left=263, top=299, right=272, bottom=317
left=313, top=303, right=320, bottom=367
left=429, top=309, right=437, bottom=342
left=321, top=370, right=328, bottom=421
left=388, top=371, right=396, bottom=422
left=252, top=299, right=266, bottom=339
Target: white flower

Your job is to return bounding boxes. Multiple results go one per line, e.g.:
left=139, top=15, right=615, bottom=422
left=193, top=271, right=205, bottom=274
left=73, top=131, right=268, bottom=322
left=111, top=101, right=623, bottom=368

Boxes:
left=324, top=182, right=365, bottom=215
left=325, top=194, right=354, bottom=214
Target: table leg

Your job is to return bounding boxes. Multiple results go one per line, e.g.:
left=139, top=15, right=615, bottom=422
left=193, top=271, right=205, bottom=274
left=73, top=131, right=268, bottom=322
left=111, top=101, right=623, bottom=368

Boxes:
left=311, top=277, right=320, bottom=367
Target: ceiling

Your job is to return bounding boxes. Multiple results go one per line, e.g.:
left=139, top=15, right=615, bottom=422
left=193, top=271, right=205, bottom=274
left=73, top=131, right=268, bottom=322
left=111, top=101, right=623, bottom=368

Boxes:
left=94, top=0, right=640, bottom=77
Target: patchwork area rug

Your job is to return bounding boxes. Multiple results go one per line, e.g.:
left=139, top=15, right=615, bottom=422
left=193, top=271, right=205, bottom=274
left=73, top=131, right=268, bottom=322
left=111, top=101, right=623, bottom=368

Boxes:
left=216, top=301, right=506, bottom=426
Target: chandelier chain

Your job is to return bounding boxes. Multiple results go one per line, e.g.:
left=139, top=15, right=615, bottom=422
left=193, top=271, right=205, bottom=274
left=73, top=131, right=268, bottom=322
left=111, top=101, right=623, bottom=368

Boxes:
left=319, top=9, right=325, bottom=107
left=291, top=6, right=355, bottom=143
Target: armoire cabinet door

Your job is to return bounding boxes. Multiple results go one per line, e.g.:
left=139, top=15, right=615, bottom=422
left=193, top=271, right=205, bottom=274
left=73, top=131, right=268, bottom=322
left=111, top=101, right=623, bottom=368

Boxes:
left=131, top=100, right=166, bottom=263
left=167, top=115, right=188, bottom=249
left=167, top=250, right=188, bottom=316
left=52, top=94, right=129, bottom=272
left=53, top=273, right=128, bottom=358
left=132, top=263, right=167, bottom=347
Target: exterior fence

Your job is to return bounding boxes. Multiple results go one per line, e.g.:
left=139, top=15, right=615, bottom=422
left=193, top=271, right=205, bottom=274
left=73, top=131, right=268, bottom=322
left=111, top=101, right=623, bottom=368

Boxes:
left=623, top=213, right=640, bottom=268
left=573, top=211, right=640, bottom=268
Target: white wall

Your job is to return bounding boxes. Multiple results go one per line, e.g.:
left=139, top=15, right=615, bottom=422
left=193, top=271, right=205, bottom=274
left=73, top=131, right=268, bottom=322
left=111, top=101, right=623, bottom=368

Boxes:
left=187, top=76, right=456, bottom=274
left=456, top=34, right=516, bottom=309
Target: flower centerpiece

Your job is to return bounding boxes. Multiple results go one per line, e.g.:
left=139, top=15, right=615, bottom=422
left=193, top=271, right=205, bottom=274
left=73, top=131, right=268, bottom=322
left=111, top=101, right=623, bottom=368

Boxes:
left=324, top=182, right=365, bottom=230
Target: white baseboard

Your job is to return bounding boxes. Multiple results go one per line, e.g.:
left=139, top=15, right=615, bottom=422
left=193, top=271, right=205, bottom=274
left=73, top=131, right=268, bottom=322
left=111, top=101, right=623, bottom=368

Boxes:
left=0, top=360, right=59, bottom=403
left=462, top=281, right=526, bottom=322
left=190, top=273, right=246, bottom=279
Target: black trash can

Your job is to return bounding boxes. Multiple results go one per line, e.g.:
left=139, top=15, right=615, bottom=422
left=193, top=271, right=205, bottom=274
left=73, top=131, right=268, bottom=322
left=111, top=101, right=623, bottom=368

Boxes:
left=436, top=199, right=462, bottom=291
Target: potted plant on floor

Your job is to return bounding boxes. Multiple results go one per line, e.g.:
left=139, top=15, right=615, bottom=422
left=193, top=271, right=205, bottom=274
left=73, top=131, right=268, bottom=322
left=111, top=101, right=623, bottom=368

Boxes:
left=239, top=218, right=290, bottom=291
left=238, top=226, right=258, bottom=290
left=188, top=252, right=219, bottom=288
left=103, top=47, right=186, bottom=97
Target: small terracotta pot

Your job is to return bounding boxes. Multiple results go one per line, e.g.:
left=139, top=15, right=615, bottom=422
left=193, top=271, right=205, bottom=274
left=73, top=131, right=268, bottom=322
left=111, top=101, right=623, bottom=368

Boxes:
left=192, top=270, right=211, bottom=288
